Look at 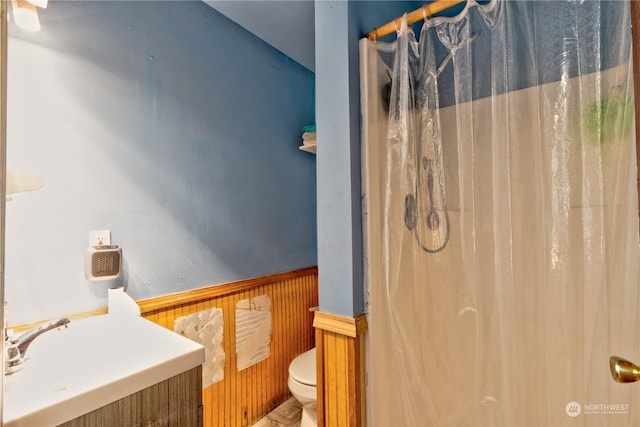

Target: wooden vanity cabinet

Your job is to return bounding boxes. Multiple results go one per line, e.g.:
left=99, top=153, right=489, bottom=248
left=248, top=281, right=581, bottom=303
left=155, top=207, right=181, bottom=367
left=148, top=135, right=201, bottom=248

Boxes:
left=58, top=366, right=203, bottom=427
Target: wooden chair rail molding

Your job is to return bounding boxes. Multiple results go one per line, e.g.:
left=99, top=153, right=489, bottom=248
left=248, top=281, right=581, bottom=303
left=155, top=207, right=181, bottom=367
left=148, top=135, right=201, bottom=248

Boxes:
left=137, top=266, right=318, bottom=314
left=313, top=311, right=368, bottom=338
left=10, top=266, right=318, bottom=332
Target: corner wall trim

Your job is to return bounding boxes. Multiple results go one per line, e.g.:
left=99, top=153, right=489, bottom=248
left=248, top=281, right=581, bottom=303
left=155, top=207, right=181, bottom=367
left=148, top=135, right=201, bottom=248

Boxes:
left=314, top=311, right=367, bottom=427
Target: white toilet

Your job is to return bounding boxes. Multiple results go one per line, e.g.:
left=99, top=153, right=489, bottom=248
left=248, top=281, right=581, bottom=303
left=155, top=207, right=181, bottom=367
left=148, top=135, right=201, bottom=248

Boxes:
left=288, top=347, right=317, bottom=426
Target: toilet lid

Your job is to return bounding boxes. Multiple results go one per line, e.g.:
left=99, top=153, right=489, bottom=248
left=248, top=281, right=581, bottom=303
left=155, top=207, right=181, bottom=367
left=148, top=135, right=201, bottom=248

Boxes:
left=289, top=348, right=316, bottom=386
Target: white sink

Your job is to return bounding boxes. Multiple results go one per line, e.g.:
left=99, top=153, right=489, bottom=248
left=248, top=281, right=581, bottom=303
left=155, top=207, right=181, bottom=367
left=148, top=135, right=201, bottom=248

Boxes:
left=3, top=313, right=205, bottom=426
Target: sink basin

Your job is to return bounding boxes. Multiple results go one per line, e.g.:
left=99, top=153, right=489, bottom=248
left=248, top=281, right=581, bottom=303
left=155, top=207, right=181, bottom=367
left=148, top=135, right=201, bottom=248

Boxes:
left=3, top=313, right=205, bottom=426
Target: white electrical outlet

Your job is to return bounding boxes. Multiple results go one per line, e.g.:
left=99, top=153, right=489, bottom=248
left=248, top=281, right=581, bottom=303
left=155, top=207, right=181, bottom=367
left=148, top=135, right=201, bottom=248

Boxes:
left=89, top=230, right=111, bottom=246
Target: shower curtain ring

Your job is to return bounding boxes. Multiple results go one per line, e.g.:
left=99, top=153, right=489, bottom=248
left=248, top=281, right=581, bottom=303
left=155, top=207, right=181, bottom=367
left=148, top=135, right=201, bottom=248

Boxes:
left=422, top=6, right=427, bottom=21
left=394, top=19, right=399, bottom=33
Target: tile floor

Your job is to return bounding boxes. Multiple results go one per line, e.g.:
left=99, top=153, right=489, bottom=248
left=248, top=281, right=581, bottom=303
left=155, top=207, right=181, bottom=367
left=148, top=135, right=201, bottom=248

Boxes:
left=252, top=397, right=302, bottom=427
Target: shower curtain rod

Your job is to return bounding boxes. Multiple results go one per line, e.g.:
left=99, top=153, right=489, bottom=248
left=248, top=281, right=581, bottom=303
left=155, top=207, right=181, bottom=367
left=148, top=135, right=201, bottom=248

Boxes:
left=364, top=0, right=465, bottom=41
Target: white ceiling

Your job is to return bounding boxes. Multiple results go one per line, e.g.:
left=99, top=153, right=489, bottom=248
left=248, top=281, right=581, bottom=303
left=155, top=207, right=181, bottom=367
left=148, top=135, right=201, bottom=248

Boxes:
left=203, top=1, right=316, bottom=71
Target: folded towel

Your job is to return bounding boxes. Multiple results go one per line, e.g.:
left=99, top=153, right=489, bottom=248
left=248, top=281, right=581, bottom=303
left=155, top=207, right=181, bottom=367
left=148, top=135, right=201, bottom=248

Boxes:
left=302, top=132, right=317, bottom=145
left=302, top=125, right=316, bottom=133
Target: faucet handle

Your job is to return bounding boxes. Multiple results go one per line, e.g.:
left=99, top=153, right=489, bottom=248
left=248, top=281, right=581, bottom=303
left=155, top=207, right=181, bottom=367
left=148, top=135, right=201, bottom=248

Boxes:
left=5, top=336, right=22, bottom=375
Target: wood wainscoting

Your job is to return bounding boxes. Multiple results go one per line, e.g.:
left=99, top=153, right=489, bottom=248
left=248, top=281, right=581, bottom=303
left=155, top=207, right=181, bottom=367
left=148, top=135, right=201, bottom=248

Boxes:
left=313, top=311, right=367, bottom=427
left=138, top=266, right=318, bottom=427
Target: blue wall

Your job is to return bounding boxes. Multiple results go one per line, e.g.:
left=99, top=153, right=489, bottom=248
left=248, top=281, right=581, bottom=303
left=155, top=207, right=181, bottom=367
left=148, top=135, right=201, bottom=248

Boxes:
left=6, top=1, right=316, bottom=324
left=315, top=1, right=415, bottom=317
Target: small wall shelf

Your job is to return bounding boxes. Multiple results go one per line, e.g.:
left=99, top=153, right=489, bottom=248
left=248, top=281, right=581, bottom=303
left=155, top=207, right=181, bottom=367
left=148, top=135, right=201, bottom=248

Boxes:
left=299, top=144, right=317, bottom=154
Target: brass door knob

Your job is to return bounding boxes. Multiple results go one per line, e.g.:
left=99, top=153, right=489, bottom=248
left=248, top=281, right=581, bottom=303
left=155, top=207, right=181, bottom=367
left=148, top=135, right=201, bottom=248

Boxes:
left=610, top=356, right=640, bottom=383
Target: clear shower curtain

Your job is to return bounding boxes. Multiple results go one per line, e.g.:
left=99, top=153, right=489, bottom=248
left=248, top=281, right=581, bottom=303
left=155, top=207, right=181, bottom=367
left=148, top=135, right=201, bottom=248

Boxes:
left=360, top=1, right=640, bottom=425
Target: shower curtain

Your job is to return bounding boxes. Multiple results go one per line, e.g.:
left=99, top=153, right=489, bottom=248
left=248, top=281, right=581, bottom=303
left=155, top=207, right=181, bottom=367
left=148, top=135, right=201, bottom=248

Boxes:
left=360, top=1, right=640, bottom=425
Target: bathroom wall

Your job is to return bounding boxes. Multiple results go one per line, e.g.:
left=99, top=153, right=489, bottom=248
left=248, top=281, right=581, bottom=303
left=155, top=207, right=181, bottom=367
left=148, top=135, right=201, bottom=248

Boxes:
left=315, top=0, right=415, bottom=317
left=6, top=1, right=316, bottom=325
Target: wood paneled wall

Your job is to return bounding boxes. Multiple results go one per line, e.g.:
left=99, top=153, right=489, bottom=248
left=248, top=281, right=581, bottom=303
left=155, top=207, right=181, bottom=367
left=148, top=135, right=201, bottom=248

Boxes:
left=313, top=312, right=367, bottom=427
left=138, top=267, right=318, bottom=427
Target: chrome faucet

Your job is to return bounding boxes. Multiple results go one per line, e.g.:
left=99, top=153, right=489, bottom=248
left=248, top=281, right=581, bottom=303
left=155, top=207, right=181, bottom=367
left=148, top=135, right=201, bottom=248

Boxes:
left=5, top=318, right=70, bottom=375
